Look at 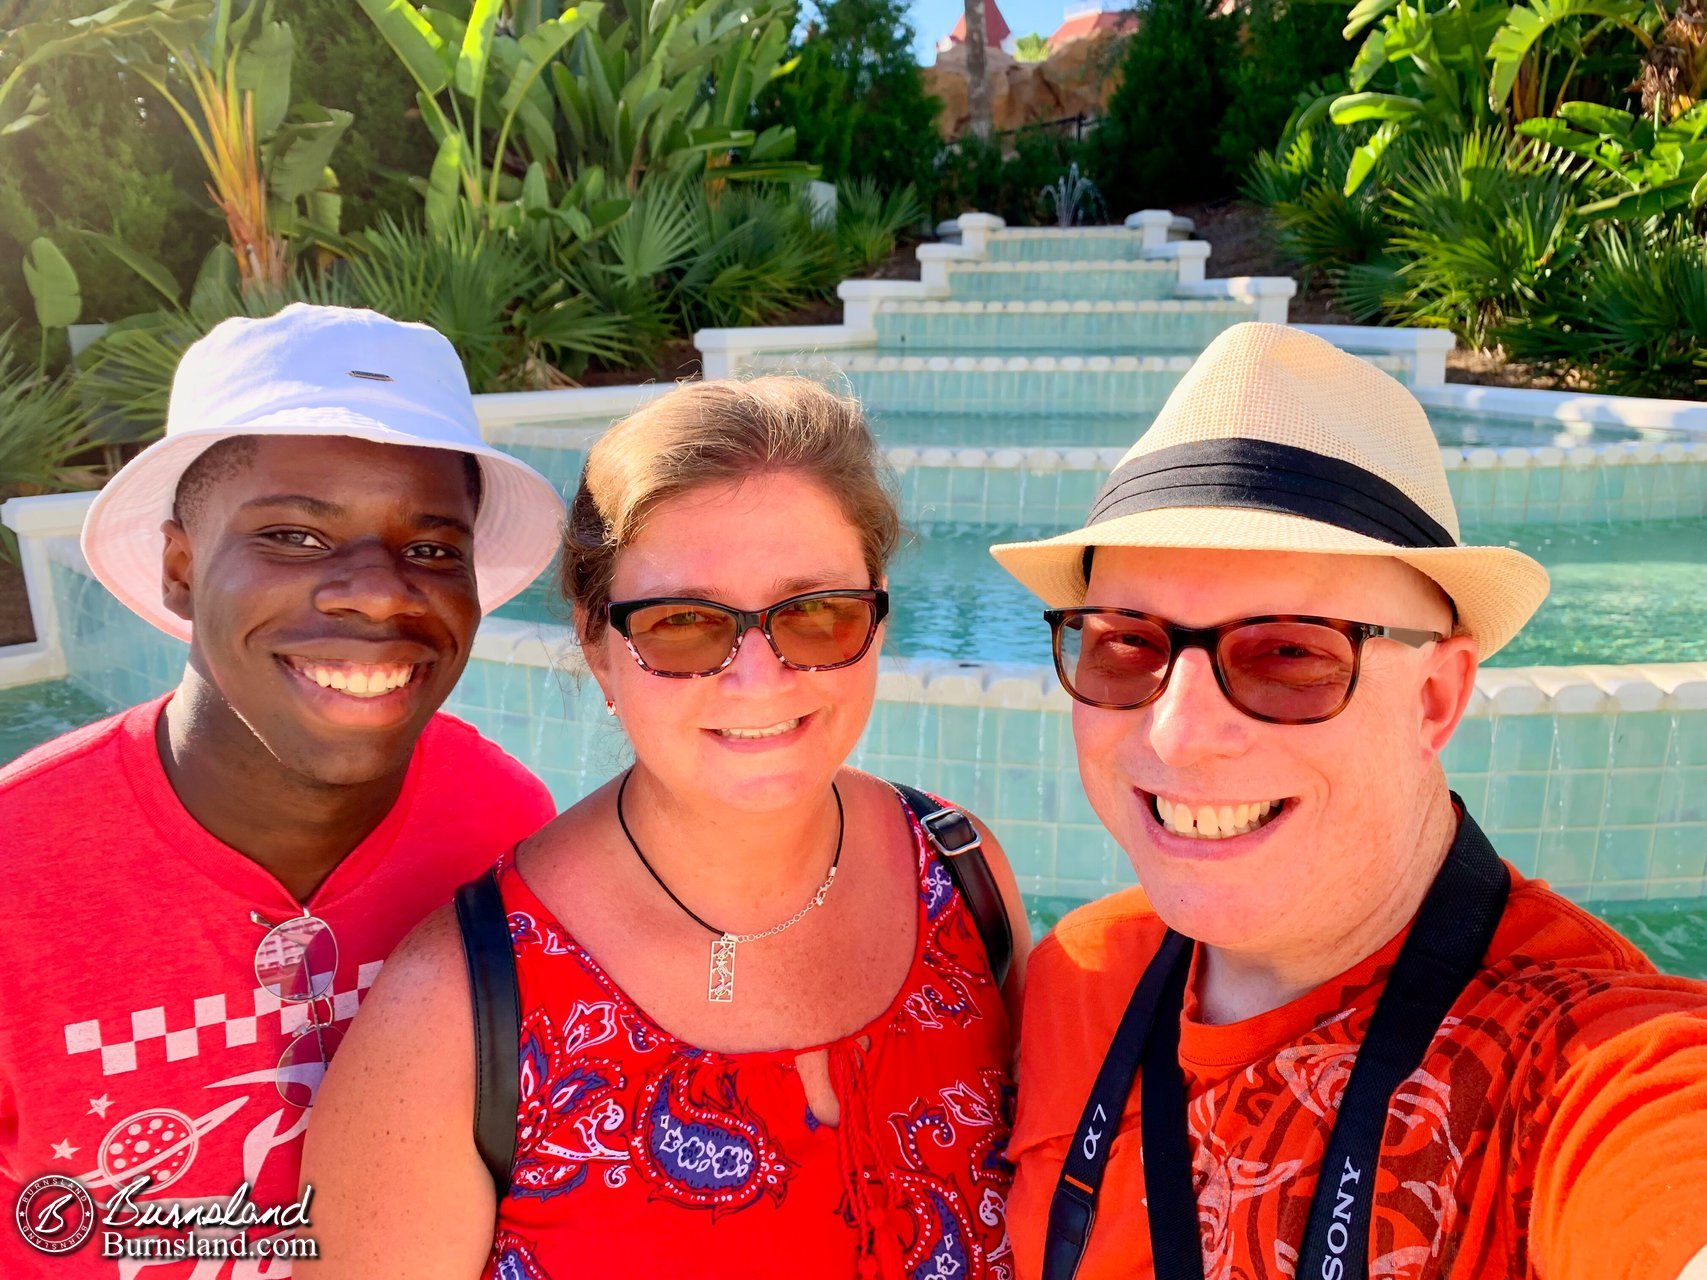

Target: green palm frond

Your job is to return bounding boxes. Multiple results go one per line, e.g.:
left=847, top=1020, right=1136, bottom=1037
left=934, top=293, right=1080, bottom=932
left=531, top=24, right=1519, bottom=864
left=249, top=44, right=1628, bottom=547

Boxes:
left=1498, top=221, right=1707, bottom=396
left=0, top=328, right=99, bottom=506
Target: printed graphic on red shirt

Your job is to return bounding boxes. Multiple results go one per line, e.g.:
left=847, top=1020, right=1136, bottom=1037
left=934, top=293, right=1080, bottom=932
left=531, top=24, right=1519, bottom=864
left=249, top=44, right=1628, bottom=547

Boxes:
left=1, top=696, right=557, bottom=1277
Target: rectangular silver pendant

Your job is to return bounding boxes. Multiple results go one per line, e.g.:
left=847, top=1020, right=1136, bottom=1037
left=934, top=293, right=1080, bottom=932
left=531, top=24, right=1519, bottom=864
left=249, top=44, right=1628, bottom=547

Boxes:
left=709, top=935, right=737, bottom=1002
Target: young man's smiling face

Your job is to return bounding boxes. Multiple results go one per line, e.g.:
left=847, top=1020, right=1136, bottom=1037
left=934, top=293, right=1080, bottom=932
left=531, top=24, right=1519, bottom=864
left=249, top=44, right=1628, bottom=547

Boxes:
left=162, top=435, right=482, bottom=787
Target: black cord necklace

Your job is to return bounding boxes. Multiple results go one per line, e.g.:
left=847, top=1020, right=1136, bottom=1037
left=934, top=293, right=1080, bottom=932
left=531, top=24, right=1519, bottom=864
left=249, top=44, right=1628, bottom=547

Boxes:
left=616, top=769, right=845, bottom=1003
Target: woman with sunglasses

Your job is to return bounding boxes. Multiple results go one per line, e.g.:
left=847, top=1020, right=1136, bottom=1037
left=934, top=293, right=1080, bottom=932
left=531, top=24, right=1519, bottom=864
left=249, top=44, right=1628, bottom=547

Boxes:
left=300, top=377, right=1032, bottom=1279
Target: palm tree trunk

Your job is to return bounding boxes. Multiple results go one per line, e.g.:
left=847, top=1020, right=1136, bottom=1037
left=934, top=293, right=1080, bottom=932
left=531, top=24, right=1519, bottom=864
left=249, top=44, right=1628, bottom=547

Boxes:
left=964, top=0, right=993, bottom=140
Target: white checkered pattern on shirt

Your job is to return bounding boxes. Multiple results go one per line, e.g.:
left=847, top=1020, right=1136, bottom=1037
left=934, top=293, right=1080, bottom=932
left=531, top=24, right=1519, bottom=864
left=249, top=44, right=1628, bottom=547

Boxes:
left=62, top=961, right=384, bottom=1076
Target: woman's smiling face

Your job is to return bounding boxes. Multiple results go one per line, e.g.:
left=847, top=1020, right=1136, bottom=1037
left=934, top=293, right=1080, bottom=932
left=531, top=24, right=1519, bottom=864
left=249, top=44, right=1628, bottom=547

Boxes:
left=585, top=470, right=883, bottom=815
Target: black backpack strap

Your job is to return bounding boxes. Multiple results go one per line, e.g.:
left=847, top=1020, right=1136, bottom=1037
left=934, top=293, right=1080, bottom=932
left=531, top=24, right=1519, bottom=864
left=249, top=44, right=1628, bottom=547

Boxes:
left=891, top=781, right=1014, bottom=989
left=453, top=865, right=520, bottom=1195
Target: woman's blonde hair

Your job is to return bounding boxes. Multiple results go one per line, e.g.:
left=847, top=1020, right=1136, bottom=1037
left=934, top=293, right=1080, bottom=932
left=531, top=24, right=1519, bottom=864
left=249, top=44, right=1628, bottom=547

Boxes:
left=560, top=377, right=901, bottom=643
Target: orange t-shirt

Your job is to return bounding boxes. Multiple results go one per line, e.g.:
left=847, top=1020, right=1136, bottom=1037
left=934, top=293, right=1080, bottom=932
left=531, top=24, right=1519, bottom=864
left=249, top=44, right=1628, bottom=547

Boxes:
left=1006, top=871, right=1707, bottom=1280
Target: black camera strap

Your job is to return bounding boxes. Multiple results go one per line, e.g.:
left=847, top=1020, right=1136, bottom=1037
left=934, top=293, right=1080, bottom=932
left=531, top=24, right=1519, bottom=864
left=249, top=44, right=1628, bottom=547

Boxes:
left=1043, top=802, right=1510, bottom=1280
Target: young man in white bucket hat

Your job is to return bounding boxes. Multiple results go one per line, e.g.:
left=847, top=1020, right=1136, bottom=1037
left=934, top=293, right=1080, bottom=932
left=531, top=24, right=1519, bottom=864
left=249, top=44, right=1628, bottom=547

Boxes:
left=0, top=304, right=565, bottom=1275
left=994, top=324, right=1707, bottom=1280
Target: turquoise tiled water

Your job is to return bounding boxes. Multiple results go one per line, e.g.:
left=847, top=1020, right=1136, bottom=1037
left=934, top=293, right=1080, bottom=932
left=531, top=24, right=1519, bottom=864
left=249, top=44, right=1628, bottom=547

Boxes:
left=0, top=678, right=113, bottom=762
left=1488, top=520, right=1707, bottom=666
left=873, top=305, right=1255, bottom=354
left=860, top=407, right=1684, bottom=451
left=837, top=365, right=1195, bottom=416
left=492, top=519, right=1707, bottom=668
left=1424, top=410, right=1683, bottom=448
left=1594, top=900, right=1707, bottom=977
left=947, top=262, right=1180, bottom=302
left=984, top=232, right=1153, bottom=262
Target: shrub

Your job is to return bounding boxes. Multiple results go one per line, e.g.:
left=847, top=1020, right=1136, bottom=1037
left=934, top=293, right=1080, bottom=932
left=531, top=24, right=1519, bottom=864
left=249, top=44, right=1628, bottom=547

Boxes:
left=0, top=57, right=210, bottom=335
left=757, top=0, right=943, bottom=198
left=275, top=0, right=438, bottom=234
left=932, top=130, right=1097, bottom=225
left=836, top=179, right=927, bottom=274
left=1498, top=221, right=1707, bottom=398
left=1216, top=0, right=1357, bottom=176
left=1243, top=118, right=1388, bottom=279
left=1337, top=131, right=1584, bottom=346
left=0, top=327, right=100, bottom=505
left=1085, top=0, right=1234, bottom=212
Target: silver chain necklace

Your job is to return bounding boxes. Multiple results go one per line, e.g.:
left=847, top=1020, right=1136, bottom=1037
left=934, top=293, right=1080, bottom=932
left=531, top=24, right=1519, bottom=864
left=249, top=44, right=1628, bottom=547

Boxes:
left=616, top=770, right=844, bottom=1003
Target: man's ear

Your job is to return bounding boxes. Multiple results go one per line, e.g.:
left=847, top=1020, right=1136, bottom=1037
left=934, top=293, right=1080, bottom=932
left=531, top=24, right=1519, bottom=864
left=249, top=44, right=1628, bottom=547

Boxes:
left=1419, top=634, right=1478, bottom=759
left=161, top=518, right=194, bottom=624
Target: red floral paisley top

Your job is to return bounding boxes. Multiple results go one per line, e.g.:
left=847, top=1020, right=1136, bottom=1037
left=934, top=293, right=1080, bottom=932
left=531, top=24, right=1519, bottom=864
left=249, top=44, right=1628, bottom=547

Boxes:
left=481, top=801, right=1017, bottom=1280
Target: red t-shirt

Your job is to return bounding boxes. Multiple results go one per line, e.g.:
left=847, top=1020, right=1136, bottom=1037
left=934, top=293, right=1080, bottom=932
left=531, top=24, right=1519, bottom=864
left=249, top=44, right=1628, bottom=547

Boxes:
left=1006, top=874, right=1707, bottom=1280
left=0, top=694, right=556, bottom=1278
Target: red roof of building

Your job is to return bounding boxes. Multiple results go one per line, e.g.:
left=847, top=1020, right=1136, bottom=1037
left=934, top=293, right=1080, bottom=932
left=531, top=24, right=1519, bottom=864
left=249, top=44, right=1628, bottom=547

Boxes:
left=948, top=0, right=1012, bottom=46
left=1049, top=7, right=1133, bottom=49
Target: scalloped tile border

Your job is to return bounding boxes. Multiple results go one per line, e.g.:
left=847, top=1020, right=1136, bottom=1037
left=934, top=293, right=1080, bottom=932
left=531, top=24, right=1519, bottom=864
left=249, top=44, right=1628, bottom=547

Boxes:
left=873, top=298, right=1252, bottom=315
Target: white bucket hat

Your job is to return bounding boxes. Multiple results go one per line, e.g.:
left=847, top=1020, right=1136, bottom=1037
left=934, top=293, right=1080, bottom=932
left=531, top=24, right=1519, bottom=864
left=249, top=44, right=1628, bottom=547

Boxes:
left=81, top=303, right=566, bottom=641
left=990, top=323, right=1550, bottom=658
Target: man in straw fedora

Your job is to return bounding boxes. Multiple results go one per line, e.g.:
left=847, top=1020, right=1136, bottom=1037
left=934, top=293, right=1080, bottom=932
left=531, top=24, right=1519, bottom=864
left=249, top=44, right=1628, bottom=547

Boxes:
left=0, top=304, right=562, bottom=1276
left=994, top=323, right=1707, bottom=1279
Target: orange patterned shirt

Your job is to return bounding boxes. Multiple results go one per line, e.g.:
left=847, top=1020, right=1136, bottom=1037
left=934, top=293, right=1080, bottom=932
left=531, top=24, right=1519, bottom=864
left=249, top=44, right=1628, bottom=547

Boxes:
left=1007, top=870, right=1707, bottom=1280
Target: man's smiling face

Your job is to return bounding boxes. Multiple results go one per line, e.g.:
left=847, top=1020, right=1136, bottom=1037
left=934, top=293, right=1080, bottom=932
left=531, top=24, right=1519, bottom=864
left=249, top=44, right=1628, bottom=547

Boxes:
left=1071, top=545, right=1473, bottom=956
left=162, top=435, right=482, bottom=787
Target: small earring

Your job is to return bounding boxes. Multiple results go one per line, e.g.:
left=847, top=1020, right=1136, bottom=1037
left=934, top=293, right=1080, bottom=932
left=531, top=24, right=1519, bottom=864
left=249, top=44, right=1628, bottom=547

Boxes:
left=604, top=698, right=616, bottom=716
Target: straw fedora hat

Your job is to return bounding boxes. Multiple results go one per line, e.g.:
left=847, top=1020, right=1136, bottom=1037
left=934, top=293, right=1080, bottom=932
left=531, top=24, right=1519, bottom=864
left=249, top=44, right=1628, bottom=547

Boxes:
left=990, top=323, right=1549, bottom=657
left=82, top=304, right=566, bottom=642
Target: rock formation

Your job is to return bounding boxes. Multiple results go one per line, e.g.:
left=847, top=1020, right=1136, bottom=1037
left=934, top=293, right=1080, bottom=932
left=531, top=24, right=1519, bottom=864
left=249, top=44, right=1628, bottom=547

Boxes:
left=925, top=34, right=1127, bottom=139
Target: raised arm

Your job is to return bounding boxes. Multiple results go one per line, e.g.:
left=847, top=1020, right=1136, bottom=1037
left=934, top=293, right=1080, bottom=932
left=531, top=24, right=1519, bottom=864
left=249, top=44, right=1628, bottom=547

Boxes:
left=1530, top=991, right=1707, bottom=1280
left=296, top=905, right=497, bottom=1279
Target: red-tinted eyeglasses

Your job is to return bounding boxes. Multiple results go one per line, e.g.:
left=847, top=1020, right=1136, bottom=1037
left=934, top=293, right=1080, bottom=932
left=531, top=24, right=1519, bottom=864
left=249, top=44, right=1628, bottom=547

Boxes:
left=607, top=589, right=889, bottom=678
left=1045, top=609, right=1444, bottom=725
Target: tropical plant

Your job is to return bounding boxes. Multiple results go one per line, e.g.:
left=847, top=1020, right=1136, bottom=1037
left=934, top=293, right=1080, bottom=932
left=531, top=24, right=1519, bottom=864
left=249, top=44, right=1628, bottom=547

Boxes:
left=1014, top=32, right=1050, bottom=62
left=0, top=328, right=101, bottom=558
left=1520, top=99, right=1707, bottom=218
left=674, top=186, right=839, bottom=328
left=0, top=0, right=213, bottom=133
left=6, top=0, right=355, bottom=294
left=353, top=0, right=604, bottom=234
left=355, top=0, right=815, bottom=249
left=1497, top=221, right=1707, bottom=396
left=834, top=178, right=925, bottom=274
left=19, top=236, right=81, bottom=374
left=553, top=0, right=812, bottom=188
left=1244, top=115, right=1389, bottom=276
left=755, top=0, right=943, bottom=196
left=277, top=0, right=441, bottom=232
left=1637, top=0, right=1707, bottom=120
left=1327, top=0, right=1657, bottom=193
left=346, top=212, right=638, bottom=386
left=1335, top=131, right=1585, bottom=345
left=0, top=49, right=210, bottom=336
